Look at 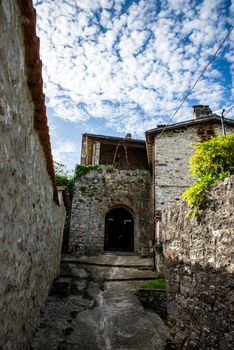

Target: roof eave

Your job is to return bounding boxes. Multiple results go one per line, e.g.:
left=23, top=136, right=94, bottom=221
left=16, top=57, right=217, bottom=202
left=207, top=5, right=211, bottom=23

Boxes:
left=146, top=116, right=234, bottom=136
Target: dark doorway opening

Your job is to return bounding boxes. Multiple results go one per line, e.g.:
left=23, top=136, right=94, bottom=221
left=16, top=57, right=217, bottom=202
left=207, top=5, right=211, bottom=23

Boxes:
left=104, top=208, right=134, bottom=252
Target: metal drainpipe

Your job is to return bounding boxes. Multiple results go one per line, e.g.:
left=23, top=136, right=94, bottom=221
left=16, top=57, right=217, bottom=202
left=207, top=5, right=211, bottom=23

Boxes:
left=86, top=134, right=89, bottom=164
left=152, top=138, right=156, bottom=271
left=221, top=109, right=226, bottom=136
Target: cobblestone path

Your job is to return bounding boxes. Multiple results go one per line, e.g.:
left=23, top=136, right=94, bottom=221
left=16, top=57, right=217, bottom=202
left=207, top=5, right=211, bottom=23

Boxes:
left=31, top=254, right=169, bottom=350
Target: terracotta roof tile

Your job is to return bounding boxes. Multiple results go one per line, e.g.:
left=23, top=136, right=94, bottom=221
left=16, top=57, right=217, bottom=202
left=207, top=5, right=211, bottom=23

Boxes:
left=17, top=0, right=59, bottom=204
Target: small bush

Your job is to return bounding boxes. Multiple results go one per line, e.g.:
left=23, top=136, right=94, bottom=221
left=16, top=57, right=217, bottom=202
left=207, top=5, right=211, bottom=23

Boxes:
left=189, top=134, right=234, bottom=179
left=55, top=174, right=74, bottom=195
left=54, top=164, right=100, bottom=196
left=182, top=134, right=234, bottom=214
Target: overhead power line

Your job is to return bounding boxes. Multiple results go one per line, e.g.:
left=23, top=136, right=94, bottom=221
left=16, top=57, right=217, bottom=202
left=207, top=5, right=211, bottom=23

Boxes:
left=224, top=105, right=234, bottom=117
left=157, top=25, right=234, bottom=138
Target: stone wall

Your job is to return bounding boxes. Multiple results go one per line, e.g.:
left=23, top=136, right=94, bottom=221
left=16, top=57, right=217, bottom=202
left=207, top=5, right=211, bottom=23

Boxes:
left=154, top=123, right=234, bottom=214
left=69, top=166, right=153, bottom=255
left=162, top=176, right=234, bottom=349
left=138, top=288, right=167, bottom=320
left=0, top=1, right=66, bottom=349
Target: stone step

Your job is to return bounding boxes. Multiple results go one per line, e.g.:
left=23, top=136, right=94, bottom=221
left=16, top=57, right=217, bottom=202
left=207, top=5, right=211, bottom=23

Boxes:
left=61, top=253, right=153, bottom=269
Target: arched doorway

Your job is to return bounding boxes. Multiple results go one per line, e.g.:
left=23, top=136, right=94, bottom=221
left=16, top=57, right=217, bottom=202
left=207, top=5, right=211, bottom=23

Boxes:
left=104, top=208, right=134, bottom=252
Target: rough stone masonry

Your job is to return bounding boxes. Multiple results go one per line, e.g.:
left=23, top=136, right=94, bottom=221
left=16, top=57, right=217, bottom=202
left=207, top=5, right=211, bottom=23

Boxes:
left=162, top=176, right=234, bottom=350
left=0, top=1, right=66, bottom=349
left=69, top=166, right=153, bottom=255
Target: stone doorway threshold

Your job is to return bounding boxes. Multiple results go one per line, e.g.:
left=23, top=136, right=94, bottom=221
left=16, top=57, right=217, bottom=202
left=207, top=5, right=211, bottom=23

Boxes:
left=61, top=253, right=153, bottom=270
left=104, top=250, right=136, bottom=256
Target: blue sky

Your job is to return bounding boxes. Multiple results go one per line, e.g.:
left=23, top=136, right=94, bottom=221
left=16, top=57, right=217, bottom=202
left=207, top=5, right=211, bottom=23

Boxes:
left=33, top=0, right=234, bottom=172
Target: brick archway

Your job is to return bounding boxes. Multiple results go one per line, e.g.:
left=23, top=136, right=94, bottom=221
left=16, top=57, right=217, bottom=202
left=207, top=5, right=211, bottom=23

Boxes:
left=104, top=207, right=134, bottom=252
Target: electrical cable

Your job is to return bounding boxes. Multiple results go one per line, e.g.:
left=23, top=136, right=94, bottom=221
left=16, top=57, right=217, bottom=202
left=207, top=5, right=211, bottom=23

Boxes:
left=157, top=25, right=234, bottom=138
left=224, top=105, right=234, bottom=117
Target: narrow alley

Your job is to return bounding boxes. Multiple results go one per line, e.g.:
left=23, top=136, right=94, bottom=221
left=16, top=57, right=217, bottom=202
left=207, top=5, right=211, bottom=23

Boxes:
left=31, top=254, right=169, bottom=350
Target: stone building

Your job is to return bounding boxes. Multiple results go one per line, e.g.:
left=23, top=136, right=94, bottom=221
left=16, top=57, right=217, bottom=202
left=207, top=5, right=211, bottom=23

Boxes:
left=0, top=1, right=66, bottom=348
left=70, top=106, right=234, bottom=256
left=145, top=105, right=234, bottom=240
left=69, top=134, right=153, bottom=255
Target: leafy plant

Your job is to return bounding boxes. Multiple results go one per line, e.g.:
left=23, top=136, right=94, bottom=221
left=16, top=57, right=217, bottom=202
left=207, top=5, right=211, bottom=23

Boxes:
left=54, top=161, right=68, bottom=176
left=55, top=174, right=74, bottom=195
left=182, top=134, right=234, bottom=215
left=54, top=163, right=100, bottom=196
left=54, top=161, right=74, bottom=195
left=189, top=134, right=234, bottom=178
left=74, top=164, right=99, bottom=179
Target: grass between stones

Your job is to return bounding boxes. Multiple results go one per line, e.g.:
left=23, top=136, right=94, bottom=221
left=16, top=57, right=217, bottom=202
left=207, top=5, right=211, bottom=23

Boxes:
left=139, top=277, right=166, bottom=289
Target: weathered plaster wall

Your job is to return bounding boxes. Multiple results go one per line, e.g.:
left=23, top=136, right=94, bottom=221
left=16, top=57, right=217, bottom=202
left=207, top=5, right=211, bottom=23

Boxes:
left=162, top=176, right=234, bottom=349
left=0, top=1, right=66, bottom=349
left=154, top=123, right=233, bottom=214
left=69, top=166, right=153, bottom=255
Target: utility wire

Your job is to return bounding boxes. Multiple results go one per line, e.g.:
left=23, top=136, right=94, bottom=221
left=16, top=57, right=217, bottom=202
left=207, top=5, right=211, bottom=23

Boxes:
left=224, top=105, right=234, bottom=117
left=157, top=25, right=234, bottom=138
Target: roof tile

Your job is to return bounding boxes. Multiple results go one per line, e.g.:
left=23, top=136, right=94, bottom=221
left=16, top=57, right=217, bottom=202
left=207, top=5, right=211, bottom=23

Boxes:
left=17, top=0, right=59, bottom=204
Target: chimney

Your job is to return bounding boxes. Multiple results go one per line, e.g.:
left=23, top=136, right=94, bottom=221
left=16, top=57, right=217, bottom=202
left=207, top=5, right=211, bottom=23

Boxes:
left=193, top=105, right=213, bottom=120
left=125, top=133, right=132, bottom=139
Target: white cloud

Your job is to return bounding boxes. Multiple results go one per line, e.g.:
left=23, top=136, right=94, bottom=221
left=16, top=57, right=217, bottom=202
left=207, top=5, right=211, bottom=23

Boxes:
left=53, top=141, right=79, bottom=167
left=33, top=0, right=233, bottom=167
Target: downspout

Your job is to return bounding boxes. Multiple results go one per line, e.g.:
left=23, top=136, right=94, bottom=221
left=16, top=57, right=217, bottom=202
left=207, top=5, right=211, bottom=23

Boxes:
left=221, top=109, right=226, bottom=136
left=86, top=134, right=88, bottom=165
left=152, top=136, right=156, bottom=271
left=146, top=131, right=156, bottom=271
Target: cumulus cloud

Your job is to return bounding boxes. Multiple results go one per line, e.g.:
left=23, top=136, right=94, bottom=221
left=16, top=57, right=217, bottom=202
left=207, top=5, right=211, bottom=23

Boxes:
left=33, top=0, right=233, bottom=166
left=53, top=141, right=79, bottom=166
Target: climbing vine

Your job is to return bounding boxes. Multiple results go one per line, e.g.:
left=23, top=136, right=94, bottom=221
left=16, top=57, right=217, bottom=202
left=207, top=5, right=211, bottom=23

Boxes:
left=182, top=134, right=234, bottom=215
left=73, top=164, right=99, bottom=179
left=54, top=162, right=100, bottom=196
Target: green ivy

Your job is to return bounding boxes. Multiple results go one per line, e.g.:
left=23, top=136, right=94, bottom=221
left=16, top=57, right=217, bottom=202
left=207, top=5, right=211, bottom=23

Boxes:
left=55, top=164, right=100, bottom=196
left=182, top=134, right=234, bottom=215
left=74, top=164, right=99, bottom=180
